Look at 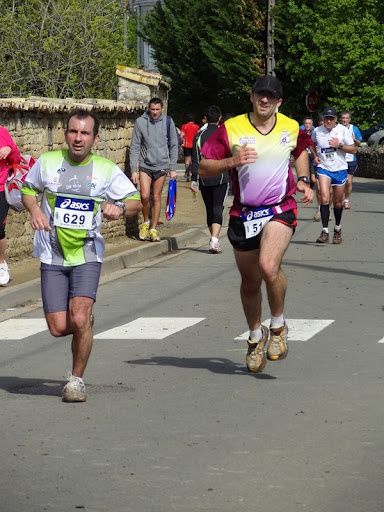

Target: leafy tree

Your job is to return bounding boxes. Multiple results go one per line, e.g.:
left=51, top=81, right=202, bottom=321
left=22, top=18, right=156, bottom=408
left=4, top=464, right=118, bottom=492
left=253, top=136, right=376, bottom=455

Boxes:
left=141, top=0, right=266, bottom=122
left=0, top=0, right=137, bottom=99
left=274, top=0, right=384, bottom=127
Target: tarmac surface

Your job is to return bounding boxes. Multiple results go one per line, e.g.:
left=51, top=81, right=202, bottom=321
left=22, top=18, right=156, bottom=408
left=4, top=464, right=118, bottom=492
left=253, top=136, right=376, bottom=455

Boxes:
left=1, top=175, right=384, bottom=511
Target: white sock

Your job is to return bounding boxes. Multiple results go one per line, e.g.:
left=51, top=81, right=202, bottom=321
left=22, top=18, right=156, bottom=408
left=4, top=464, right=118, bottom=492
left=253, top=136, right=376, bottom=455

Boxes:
left=211, top=236, right=219, bottom=242
left=322, top=227, right=329, bottom=234
left=249, top=326, right=263, bottom=342
left=270, top=314, right=285, bottom=329
left=334, top=225, right=341, bottom=232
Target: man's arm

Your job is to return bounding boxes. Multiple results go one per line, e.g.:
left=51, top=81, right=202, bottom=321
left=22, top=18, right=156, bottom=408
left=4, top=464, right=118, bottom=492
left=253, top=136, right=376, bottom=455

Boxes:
left=168, top=118, right=179, bottom=171
left=353, top=125, right=363, bottom=144
left=190, top=133, right=200, bottom=182
left=329, top=129, right=357, bottom=154
left=0, top=128, right=21, bottom=164
left=103, top=196, right=142, bottom=221
left=294, top=150, right=313, bottom=204
left=22, top=194, right=51, bottom=231
left=199, top=143, right=257, bottom=178
left=129, top=122, right=141, bottom=184
left=337, top=142, right=357, bottom=154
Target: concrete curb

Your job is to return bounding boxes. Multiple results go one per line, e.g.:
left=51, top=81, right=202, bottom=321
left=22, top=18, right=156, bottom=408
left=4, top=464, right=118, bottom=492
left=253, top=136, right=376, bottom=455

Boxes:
left=0, top=226, right=207, bottom=311
left=102, top=226, right=206, bottom=275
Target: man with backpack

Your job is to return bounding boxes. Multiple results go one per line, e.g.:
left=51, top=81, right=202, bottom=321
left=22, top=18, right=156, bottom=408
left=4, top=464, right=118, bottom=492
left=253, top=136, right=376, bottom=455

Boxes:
left=130, top=97, right=178, bottom=242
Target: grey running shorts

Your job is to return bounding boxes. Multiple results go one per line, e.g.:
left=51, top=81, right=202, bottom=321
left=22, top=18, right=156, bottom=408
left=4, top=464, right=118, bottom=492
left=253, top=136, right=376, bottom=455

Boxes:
left=41, top=262, right=102, bottom=313
left=140, top=168, right=167, bottom=181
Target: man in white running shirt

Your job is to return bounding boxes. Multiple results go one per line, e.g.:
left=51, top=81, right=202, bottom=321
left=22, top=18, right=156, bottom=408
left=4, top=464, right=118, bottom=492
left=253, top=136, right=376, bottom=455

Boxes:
left=312, top=107, right=356, bottom=244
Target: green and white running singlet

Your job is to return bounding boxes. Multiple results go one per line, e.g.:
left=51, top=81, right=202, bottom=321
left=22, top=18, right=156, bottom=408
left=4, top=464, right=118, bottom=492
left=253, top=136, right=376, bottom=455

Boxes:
left=21, top=150, right=140, bottom=266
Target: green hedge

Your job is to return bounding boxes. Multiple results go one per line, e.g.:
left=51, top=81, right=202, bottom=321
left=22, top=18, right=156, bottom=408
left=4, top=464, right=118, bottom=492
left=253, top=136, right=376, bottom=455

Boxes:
left=357, top=146, right=384, bottom=179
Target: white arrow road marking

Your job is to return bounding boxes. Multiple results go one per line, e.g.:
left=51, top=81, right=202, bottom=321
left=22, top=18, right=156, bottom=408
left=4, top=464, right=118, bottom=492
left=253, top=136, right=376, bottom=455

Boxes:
left=94, top=317, right=206, bottom=340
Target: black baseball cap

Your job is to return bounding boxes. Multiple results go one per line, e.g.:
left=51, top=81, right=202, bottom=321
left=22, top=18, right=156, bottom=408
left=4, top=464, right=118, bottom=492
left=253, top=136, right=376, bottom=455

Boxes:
left=252, top=75, right=283, bottom=98
left=322, top=106, right=337, bottom=118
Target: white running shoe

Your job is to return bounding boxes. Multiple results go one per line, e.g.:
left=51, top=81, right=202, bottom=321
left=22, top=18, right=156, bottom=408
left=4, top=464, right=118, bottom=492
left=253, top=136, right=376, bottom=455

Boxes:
left=0, top=261, right=10, bottom=286
left=62, top=374, right=87, bottom=402
left=209, top=238, right=222, bottom=254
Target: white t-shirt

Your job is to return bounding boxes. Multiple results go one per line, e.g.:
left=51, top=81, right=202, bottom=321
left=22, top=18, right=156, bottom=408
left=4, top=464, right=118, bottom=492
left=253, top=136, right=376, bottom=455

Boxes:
left=312, top=124, right=354, bottom=172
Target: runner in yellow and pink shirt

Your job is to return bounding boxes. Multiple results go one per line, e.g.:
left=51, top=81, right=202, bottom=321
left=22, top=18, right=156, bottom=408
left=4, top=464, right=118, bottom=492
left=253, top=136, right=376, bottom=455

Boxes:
left=199, top=75, right=313, bottom=374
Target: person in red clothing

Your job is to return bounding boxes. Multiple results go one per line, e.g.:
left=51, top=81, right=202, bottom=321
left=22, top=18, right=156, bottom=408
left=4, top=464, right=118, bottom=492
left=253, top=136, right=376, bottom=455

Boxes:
left=0, top=125, right=21, bottom=285
left=180, top=113, right=200, bottom=181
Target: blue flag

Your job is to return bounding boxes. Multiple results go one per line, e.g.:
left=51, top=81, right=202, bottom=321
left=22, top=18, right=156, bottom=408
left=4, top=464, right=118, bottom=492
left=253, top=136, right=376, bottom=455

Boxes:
left=165, top=178, right=177, bottom=221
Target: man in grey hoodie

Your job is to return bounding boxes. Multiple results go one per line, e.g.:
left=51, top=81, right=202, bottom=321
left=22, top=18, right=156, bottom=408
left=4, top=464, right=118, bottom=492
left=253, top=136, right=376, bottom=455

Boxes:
left=130, top=97, right=178, bottom=241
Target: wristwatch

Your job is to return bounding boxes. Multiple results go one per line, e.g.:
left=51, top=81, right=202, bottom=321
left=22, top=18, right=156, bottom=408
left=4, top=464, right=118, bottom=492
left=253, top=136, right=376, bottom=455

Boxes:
left=115, top=201, right=126, bottom=214
left=297, top=176, right=310, bottom=185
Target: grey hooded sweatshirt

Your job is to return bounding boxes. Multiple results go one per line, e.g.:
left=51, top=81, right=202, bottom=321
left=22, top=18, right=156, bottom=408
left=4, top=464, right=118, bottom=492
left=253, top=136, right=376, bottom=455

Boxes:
left=129, top=111, right=179, bottom=172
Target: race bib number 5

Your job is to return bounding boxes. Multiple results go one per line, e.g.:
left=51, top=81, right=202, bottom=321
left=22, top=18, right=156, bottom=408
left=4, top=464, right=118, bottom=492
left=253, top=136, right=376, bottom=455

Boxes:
left=241, top=206, right=274, bottom=239
left=54, top=196, right=94, bottom=230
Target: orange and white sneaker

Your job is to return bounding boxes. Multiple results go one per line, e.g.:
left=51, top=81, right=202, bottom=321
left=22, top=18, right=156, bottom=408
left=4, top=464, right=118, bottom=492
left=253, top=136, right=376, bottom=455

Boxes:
left=246, top=325, right=270, bottom=373
left=267, top=324, right=288, bottom=361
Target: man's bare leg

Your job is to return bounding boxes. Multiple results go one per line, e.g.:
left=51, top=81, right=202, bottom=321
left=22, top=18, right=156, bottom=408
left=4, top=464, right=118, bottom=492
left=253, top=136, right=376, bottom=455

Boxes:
left=69, top=296, right=94, bottom=378
left=259, top=221, right=293, bottom=360
left=234, top=248, right=262, bottom=331
left=150, top=175, right=166, bottom=230
left=234, top=248, right=270, bottom=372
left=45, top=296, right=93, bottom=401
left=139, top=172, right=153, bottom=223
left=258, top=221, right=292, bottom=317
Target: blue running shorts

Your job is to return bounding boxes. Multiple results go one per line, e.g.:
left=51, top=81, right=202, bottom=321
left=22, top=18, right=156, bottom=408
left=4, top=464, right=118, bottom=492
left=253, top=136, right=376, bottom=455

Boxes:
left=317, top=168, right=348, bottom=186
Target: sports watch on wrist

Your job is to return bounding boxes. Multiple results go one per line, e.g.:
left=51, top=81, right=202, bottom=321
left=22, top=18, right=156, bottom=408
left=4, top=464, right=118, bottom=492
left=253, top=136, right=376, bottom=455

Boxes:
left=297, top=176, right=310, bottom=185
left=115, top=201, right=126, bottom=214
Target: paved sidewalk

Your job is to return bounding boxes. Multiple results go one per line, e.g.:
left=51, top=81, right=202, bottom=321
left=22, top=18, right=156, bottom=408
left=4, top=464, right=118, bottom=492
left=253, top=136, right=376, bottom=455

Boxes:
left=0, top=168, right=214, bottom=313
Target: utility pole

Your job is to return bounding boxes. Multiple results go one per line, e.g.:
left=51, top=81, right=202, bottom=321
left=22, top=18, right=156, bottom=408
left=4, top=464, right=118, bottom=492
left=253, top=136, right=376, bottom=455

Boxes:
left=266, top=0, right=276, bottom=76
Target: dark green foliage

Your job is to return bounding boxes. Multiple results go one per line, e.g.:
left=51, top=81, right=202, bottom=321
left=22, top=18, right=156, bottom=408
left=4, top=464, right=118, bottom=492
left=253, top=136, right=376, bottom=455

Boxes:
left=274, top=0, right=384, bottom=127
left=141, top=0, right=266, bottom=122
left=0, top=0, right=136, bottom=99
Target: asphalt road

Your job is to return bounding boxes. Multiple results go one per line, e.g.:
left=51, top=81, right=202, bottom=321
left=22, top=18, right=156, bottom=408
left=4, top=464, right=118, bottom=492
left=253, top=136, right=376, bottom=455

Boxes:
left=0, top=178, right=383, bottom=512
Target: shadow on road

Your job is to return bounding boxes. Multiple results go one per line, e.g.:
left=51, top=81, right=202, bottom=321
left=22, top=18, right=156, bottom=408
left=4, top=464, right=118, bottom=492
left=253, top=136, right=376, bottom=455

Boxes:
left=125, top=356, right=276, bottom=379
left=0, top=376, right=63, bottom=396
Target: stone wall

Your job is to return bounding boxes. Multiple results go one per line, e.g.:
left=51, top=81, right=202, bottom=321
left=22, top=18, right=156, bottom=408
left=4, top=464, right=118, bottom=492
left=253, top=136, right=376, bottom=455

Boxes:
left=356, top=146, right=384, bottom=179
left=0, top=97, right=146, bottom=261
